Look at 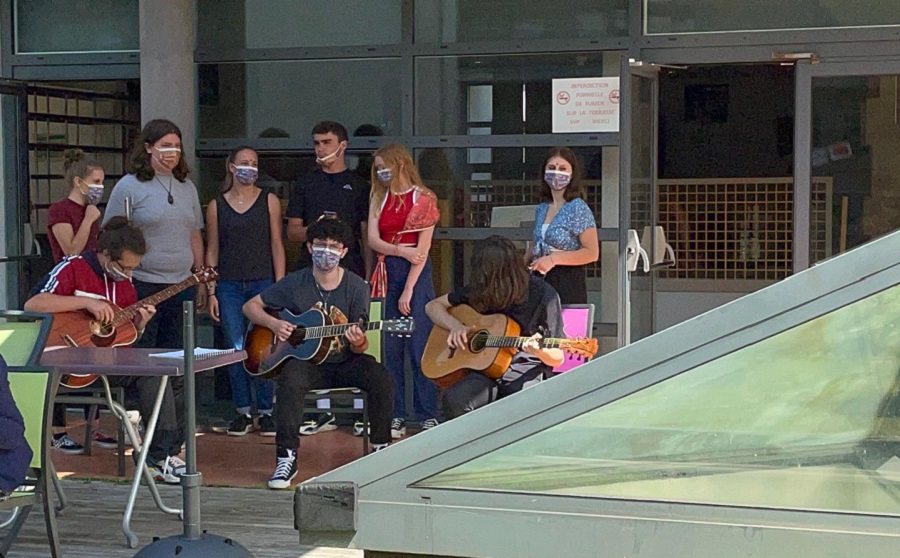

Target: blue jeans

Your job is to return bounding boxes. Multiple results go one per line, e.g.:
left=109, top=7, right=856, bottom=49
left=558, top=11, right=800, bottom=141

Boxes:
left=217, top=279, right=275, bottom=415
left=383, top=256, right=441, bottom=422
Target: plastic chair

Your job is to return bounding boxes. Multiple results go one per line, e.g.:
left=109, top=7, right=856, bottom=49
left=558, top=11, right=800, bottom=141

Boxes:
left=553, top=304, right=596, bottom=374
left=301, top=300, right=384, bottom=454
left=0, top=311, right=61, bottom=558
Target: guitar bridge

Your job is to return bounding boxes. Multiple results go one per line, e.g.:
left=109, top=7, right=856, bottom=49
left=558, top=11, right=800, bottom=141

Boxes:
left=63, top=335, right=79, bottom=348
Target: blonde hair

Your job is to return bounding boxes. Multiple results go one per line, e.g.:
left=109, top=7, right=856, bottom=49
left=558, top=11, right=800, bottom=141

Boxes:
left=63, top=148, right=103, bottom=191
left=369, top=143, right=427, bottom=216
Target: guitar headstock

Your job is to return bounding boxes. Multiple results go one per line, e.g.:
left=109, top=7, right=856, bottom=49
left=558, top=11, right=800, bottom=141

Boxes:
left=192, top=267, right=219, bottom=284
left=560, top=337, right=599, bottom=360
left=383, top=318, right=415, bottom=335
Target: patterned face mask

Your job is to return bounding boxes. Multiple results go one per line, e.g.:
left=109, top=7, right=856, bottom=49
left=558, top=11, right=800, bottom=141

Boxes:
left=544, top=170, right=572, bottom=191
left=233, top=165, right=258, bottom=185
left=376, top=168, right=394, bottom=184
left=311, top=246, right=342, bottom=272
left=82, top=180, right=104, bottom=205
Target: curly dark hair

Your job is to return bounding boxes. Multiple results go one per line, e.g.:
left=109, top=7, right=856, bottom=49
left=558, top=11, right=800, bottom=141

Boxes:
left=306, top=217, right=353, bottom=248
left=468, top=235, right=530, bottom=312
left=98, top=216, right=147, bottom=259
left=311, top=121, right=348, bottom=142
left=127, top=119, right=190, bottom=182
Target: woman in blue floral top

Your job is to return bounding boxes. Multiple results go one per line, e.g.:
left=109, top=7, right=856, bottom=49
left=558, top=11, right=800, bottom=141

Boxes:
left=527, top=148, right=599, bottom=304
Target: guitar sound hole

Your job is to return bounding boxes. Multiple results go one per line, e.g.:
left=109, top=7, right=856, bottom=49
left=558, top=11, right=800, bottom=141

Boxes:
left=90, top=320, right=113, bottom=337
left=469, top=331, right=489, bottom=353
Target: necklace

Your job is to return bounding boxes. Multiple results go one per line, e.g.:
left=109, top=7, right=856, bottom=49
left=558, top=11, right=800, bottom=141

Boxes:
left=314, top=269, right=342, bottom=308
left=156, top=175, right=174, bottom=205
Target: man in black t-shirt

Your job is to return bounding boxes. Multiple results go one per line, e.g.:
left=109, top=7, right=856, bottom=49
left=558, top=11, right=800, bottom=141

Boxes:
left=425, top=236, right=564, bottom=420
left=243, top=218, right=393, bottom=490
left=286, top=121, right=371, bottom=278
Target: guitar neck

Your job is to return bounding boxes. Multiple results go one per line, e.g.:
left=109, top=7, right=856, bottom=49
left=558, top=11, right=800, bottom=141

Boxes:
left=301, top=320, right=383, bottom=340
left=113, top=276, right=198, bottom=325
left=483, top=336, right=568, bottom=349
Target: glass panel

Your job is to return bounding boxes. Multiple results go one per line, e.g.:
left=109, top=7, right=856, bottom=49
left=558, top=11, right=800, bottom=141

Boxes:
left=646, top=0, right=900, bottom=34
left=197, top=0, right=401, bottom=50
left=416, top=146, right=604, bottom=290
left=198, top=59, right=402, bottom=139
left=810, top=75, right=900, bottom=265
left=419, top=284, right=900, bottom=516
left=415, top=52, right=621, bottom=135
left=415, top=0, right=629, bottom=43
left=628, top=73, right=655, bottom=342
left=15, top=0, right=138, bottom=54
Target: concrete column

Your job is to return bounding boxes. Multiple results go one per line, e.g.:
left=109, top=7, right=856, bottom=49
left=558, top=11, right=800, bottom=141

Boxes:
left=139, top=0, right=196, bottom=167
left=599, top=53, right=621, bottom=355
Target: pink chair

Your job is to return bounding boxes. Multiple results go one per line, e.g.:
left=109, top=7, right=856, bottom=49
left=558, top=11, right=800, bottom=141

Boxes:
left=553, top=304, right=595, bottom=374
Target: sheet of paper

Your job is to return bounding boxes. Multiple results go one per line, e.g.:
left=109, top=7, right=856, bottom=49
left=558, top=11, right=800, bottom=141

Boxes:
left=149, top=348, right=234, bottom=359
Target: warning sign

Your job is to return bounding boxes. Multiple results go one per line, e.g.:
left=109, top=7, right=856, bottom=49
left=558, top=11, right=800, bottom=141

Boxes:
left=552, top=77, right=620, bottom=133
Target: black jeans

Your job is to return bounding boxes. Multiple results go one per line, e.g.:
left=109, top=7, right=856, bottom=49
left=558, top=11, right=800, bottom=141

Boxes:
left=441, top=369, right=544, bottom=420
left=108, top=375, right=184, bottom=463
left=275, top=354, right=394, bottom=450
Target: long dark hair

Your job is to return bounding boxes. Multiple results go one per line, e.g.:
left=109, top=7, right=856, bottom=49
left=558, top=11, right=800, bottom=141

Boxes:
left=221, top=146, right=257, bottom=194
left=538, top=147, right=585, bottom=202
left=98, top=216, right=146, bottom=259
left=468, top=236, right=530, bottom=312
left=127, top=119, right=190, bottom=182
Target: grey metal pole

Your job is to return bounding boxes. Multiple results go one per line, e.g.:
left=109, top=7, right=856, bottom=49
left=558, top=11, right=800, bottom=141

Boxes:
left=182, top=300, right=201, bottom=540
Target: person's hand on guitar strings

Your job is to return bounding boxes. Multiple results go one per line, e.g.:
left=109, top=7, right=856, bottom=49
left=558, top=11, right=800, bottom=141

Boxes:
left=271, top=318, right=296, bottom=342
left=447, top=323, right=470, bottom=351
left=132, top=304, right=157, bottom=330
left=345, top=322, right=366, bottom=349
left=521, top=333, right=545, bottom=358
left=86, top=298, right=116, bottom=324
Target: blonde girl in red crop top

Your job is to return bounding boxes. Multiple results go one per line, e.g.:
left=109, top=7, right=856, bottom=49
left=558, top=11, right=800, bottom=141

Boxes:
left=367, top=143, right=442, bottom=433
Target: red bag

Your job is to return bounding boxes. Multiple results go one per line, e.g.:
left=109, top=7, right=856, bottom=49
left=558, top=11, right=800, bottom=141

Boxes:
left=369, top=187, right=440, bottom=298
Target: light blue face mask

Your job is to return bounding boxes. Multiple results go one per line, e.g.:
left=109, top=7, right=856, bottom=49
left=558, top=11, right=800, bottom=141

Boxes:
left=376, top=168, right=394, bottom=184
left=311, top=246, right=342, bottom=272
left=544, top=170, right=572, bottom=190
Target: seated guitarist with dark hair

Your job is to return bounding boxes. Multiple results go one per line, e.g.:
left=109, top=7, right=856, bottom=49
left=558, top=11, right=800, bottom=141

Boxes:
left=425, top=235, right=564, bottom=420
left=24, top=217, right=188, bottom=485
left=242, top=217, right=393, bottom=490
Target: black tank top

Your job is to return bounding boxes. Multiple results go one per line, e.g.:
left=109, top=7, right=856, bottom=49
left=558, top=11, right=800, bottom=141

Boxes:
left=216, top=190, right=274, bottom=281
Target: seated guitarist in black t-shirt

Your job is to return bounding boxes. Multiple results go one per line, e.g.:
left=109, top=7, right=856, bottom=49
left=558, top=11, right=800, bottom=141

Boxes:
left=243, top=218, right=393, bottom=490
left=425, top=235, right=564, bottom=420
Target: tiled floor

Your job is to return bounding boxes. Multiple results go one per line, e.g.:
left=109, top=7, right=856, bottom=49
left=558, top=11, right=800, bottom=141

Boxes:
left=52, top=414, right=373, bottom=489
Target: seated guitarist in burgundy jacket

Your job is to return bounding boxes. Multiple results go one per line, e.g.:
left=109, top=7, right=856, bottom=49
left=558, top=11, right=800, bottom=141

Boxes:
left=242, top=218, right=393, bottom=490
left=425, top=235, right=564, bottom=420
left=24, top=217, right=187, bottom=485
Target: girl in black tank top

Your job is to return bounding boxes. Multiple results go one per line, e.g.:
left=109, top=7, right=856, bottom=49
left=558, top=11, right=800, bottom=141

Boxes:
left=204, top=147, right=286, bottom=436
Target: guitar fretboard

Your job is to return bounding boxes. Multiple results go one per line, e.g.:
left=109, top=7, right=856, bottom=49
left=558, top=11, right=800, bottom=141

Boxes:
left=479, top=335, right=566, bottom=349
left=110, top=276, right=199, bottom=325
left=298, top=321, right=386, bottom=340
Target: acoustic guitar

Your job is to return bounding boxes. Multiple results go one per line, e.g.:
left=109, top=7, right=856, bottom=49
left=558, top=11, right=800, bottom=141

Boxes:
left=50, top=268, right=218, bottom=388
left=421, top=304, right=598, bottom=389
left=243, top=306, right=415, bottom=378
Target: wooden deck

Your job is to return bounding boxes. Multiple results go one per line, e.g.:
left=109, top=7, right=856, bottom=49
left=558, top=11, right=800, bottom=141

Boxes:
left=5, top=480, right=361, bottom=558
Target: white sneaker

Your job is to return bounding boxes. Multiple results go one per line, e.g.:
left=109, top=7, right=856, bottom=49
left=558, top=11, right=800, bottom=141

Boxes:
left=150, top=456, right=186, bottom=485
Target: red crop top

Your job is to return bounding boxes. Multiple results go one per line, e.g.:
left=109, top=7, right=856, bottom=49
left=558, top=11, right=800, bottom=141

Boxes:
left=379, top=190, right=419, bottom=244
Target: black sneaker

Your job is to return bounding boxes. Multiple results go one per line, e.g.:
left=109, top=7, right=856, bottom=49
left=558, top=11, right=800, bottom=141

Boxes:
left=390, top=417, right=406, bottom=439
left=52, top=433, right=85, bottom=455
left=352, top=421, right=369, bottom=437
left=227, top=413, right=254, bottom=436
left=421, top=418, right=440, bottom=431
left=268, top=447, right=298, bottom=490
left=258, top=414, right=276, bottom=437
left=299, top=413, right=337, bottom=436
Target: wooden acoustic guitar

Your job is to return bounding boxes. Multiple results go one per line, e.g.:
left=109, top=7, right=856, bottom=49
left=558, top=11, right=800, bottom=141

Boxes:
left=243, top=306, right=415, bottom=378
left=50, top=268, right=218, bottom=388
left=421, top=304, right=598, bottom=389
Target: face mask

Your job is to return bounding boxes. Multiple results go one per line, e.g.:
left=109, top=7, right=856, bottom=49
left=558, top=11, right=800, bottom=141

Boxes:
left=544, top=170, right=572, bottom=191
left=233, top=165, right=258, bottom=186
left=153, top=146, right=181, bottom=169
left=104, top=260, right=130, bottom=282
left=311, top=246, right=342, bottom=272
left=376, top=168, right=393, bottom=184
left=81, top=180, right=104, bottom=205
left=315, top=144, right=344, bottom=165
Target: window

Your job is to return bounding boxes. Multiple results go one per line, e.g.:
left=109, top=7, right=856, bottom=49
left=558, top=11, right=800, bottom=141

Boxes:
left=419, top=283, right=900, bottom=516
left=15, top=0, right=139, bottom=54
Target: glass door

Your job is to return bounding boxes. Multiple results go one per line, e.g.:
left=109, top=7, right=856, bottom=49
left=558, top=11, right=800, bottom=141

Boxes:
left=795, top=59, right=900, bottom=271
left=0, top=80, right=31, bottom=308
left=619, top=60, right=659, bottom=345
